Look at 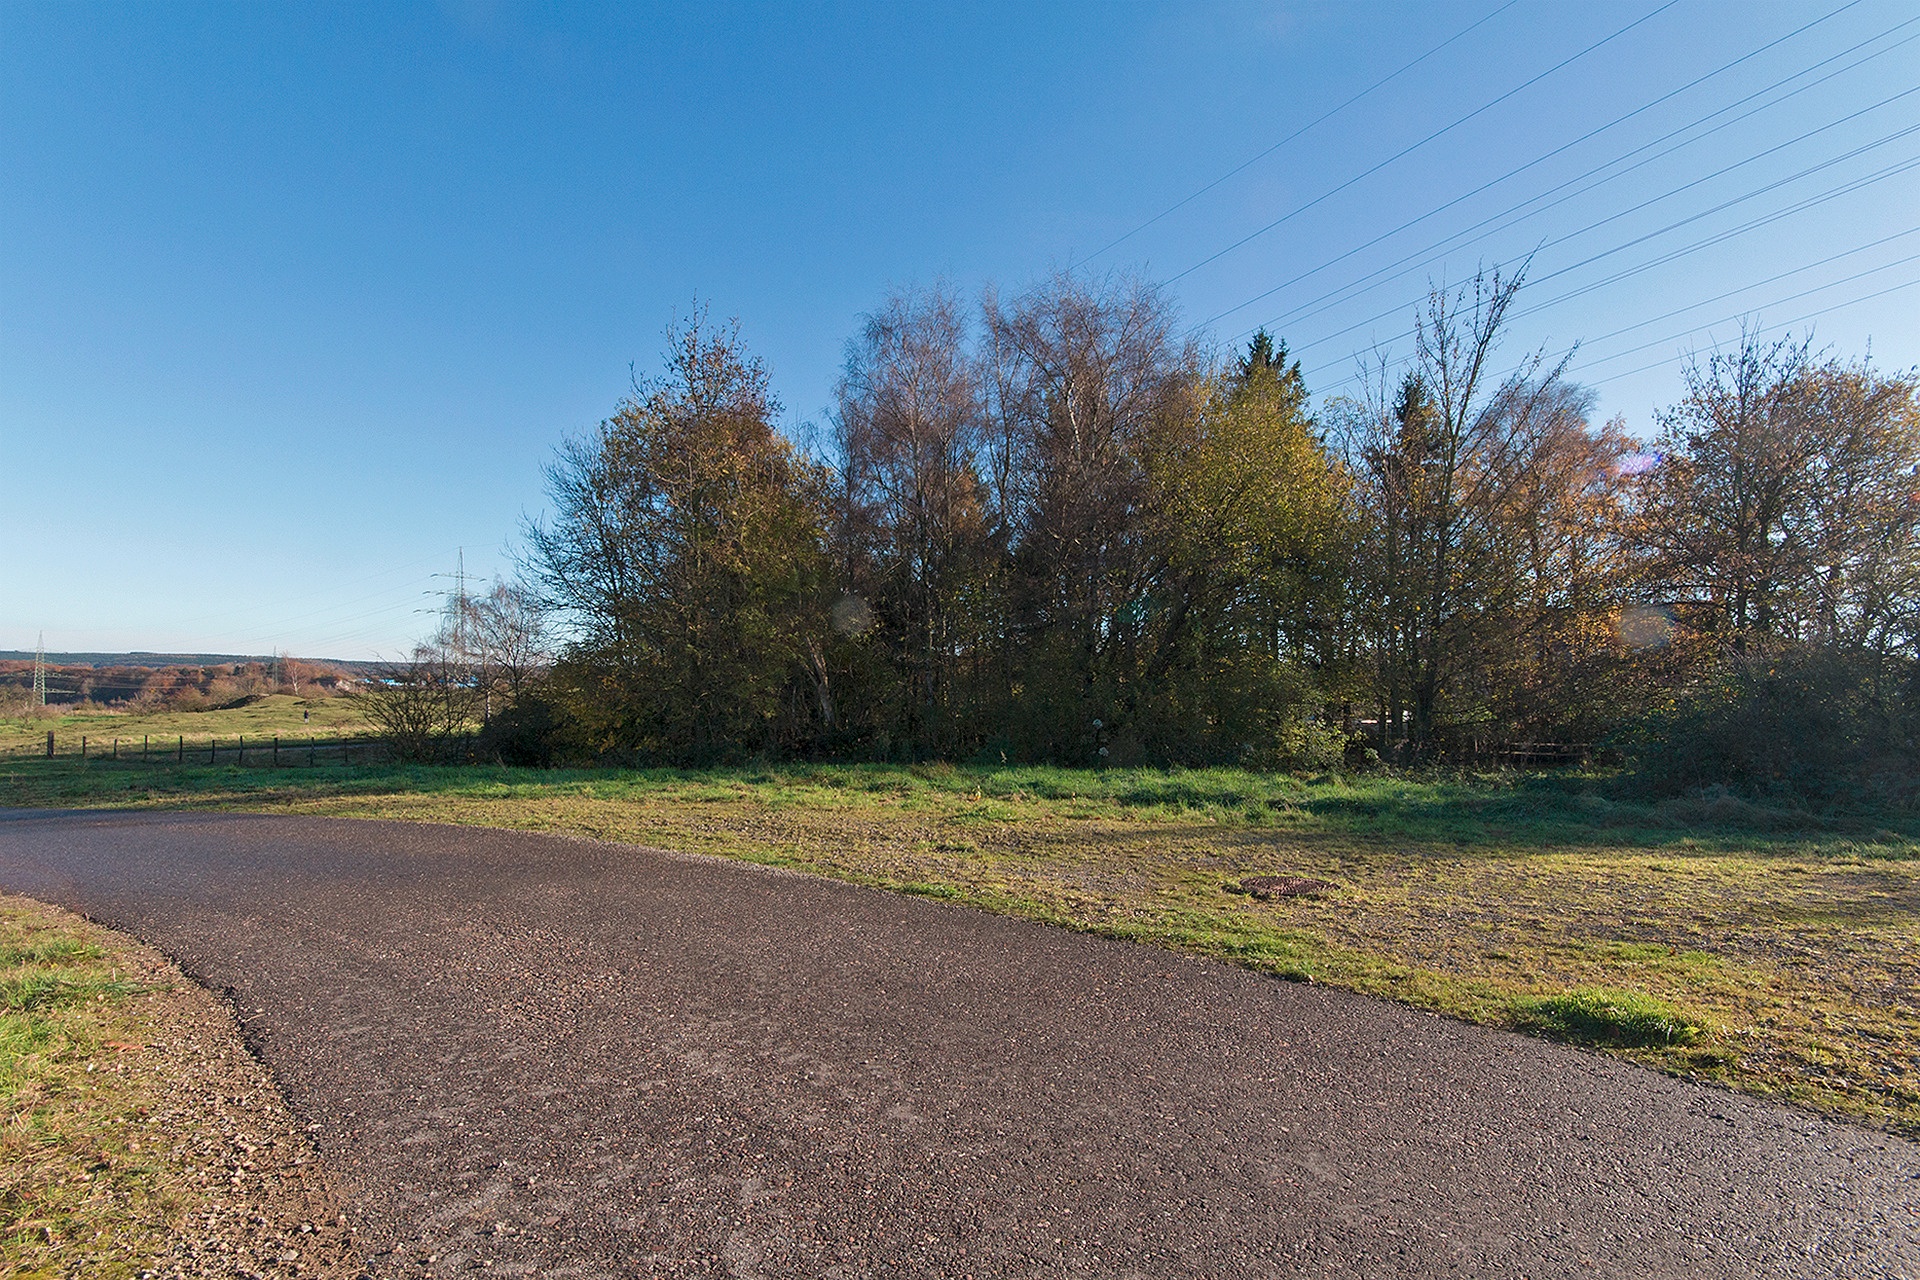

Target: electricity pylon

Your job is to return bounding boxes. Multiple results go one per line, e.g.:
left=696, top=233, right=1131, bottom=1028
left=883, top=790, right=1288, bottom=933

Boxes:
left=32, top=633, right=46, bottom=707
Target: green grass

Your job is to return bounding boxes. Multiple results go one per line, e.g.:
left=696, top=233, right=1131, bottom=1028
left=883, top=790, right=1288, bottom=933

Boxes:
left=0, top=972, right=143, bottom=1016
left=3, top=743, right=1918, bottom=1137
left=0, top=896, right=172, bottom=1277
left=0, top=893, right=356, bottom=1279
left=0, top=693, right=366, bottom=759
left=1512, top=988, right=1703, bottom=1048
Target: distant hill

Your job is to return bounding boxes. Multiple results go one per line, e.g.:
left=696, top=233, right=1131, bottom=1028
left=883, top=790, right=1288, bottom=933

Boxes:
left=0, top=652, right=382, bottom=673
left=0, top=651, right=270, bottom=668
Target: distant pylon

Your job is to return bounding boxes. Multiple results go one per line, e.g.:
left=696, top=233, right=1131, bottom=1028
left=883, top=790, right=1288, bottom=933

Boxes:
left=454, top=547, right=469, bottom=661
left=32, top=633, right=46, bottom=707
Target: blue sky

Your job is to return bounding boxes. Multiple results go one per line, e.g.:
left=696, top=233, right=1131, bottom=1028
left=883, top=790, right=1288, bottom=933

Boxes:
left=4, top=1, right=1916, bottom=659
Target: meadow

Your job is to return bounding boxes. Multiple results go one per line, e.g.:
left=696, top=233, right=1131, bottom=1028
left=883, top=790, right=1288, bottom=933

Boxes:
left=3, top=699, right=1915, bottom=1140
left=0, top=694, right=366, bottom=759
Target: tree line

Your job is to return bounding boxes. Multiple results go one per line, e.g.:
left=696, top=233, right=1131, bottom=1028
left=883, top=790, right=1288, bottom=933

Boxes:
left=428, top=270, right=1920, bottom=802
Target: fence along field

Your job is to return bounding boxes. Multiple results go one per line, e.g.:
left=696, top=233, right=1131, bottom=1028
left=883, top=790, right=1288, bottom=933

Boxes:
left=0, top=691, right=389, bottom=765
left=14, top=731, right=383, bottom=768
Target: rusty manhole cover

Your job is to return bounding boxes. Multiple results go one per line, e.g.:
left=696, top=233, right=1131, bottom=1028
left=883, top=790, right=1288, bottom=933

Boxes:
left=1230, top=875, right=1336, bottom=901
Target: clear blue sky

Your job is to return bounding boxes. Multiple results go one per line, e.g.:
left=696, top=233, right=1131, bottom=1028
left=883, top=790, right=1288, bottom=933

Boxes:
left=5, top=1, right=1916, bottom=659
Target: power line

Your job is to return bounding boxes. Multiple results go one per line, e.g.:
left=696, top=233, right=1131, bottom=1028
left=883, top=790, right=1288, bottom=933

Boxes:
left=1074, top=0, right=1527, bottom=266
left=1585, top=272, right=1920, bottom=391
left=1306, top=233, right=1920, bottom=408
left=1224, top=27, right=1920, bottom=347
left=1162, top=0, right=1684, bottom=287
left=148, top=548, right=458, bottom=633
left=1456, top=98, right=1920, bottom=295
left=1202, top=4, right=1913, bottom=333
left=1501, top=153, right=1920, bottom=325
left=1572, top=255, right=1920, bottom=376
left=166, top=541, right=502, bottom=652
left=1279, top=129, right=1920, bottom=370
left=1541, top=225, right=1920, bottom=354
left=225, top=590, right=443, bottom=647
left=1186, top=13, right=1920, bottom=426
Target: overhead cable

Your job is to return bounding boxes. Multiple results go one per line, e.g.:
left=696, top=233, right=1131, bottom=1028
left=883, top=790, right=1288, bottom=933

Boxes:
left=1160, top=0, right=1684, bottom=286
left=1204, top=6, right=1917, bottom=332
left=1074, top=0, right=1527, bottom=265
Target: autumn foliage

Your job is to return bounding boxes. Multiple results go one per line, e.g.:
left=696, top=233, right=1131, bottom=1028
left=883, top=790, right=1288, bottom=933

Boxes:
left=512, top=278, right=1920, bottom=799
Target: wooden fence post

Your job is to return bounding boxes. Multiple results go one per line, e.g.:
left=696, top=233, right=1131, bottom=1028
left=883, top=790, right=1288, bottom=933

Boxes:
left=46, top=731, right=53, bottom=758
left=178, top=735, right=184, bottom=762
left=81, top=737, right=86, bottom=760
left=238, top=736, right=244, bottom=766
left=273, top=736, right=279, bottom=767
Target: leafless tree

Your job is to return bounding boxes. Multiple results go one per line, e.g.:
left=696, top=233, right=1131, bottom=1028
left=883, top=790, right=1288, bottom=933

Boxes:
left=352, top=644, right=478, bottom=763
left=437, top=577, right=553, bottom=719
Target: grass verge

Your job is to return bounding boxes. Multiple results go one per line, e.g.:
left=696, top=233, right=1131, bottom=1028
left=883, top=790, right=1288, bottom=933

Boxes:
left=1511, top=988, right=1703, bottom=1048
left=0, top=893, right=355, bottom=1278
left=3, top=755, right=1917, bottom=1139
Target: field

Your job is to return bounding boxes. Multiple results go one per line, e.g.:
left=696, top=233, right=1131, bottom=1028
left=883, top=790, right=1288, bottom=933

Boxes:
left=1, top=707, right=1916, bottom=1140
left=0, top=694, right=365, bottom=760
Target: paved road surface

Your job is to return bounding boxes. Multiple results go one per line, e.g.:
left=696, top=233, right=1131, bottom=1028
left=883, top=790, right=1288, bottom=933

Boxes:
left=0, top=809, right=1914, bottom=1278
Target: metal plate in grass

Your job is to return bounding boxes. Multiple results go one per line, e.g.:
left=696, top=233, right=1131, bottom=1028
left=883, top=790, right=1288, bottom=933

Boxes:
left=1229, top=874, right=1337, bottom=901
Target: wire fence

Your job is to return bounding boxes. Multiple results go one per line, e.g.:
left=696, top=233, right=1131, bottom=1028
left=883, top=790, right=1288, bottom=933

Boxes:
left=6, top=732, right=393, bottom=768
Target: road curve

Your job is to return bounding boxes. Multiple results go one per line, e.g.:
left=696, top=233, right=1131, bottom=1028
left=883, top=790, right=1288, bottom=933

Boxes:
left=0, top=809, right=1913, bottom=1279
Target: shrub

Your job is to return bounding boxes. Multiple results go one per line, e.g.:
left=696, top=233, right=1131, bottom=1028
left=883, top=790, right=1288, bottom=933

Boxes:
left=1614, top=641, right=1918, bottom=808
left=350, top=648, right=478, bottom=763
left=0, top=687, right=55, bottom=720
left=476, top=693, right=564, bottom=767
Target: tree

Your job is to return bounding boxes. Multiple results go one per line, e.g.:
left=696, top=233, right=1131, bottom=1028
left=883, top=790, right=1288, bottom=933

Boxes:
left=1622, top=335, right=1920, bottom=797
left=1795, top=356, right=1920, bottom=657
left=981, top=272, right=1206, bottom=757
left=832, top=284, right=996, bottom=754
left=1137, top=332, right=1352, bottom=763
left=1634, top=333, right=1920, bottom=657
left=1336, top=268, right=1631, bottom=757
left=525, top=311, right=833, bottom=760
left=1632, top=334, right=1816, bottom=642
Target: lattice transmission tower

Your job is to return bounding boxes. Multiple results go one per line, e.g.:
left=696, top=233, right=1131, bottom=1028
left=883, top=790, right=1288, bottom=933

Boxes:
left=32, top=633, right=47, bottom=707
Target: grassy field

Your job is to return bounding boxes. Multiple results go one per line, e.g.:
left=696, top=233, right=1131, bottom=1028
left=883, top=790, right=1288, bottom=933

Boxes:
left=2, top=749, right=1916, bottom=1140
left=0, top=694, right=367, bottom=759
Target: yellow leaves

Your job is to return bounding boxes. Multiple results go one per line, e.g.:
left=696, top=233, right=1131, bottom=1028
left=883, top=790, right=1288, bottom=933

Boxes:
left=1149, top=373, right=1350, bottom=579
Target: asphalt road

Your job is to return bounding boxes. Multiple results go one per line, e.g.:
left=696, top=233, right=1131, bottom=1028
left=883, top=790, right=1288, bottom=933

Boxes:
left=0, top=809, right=1914, bottom=1279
